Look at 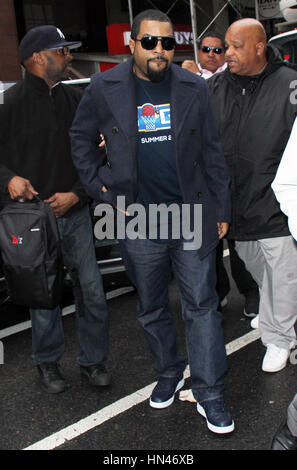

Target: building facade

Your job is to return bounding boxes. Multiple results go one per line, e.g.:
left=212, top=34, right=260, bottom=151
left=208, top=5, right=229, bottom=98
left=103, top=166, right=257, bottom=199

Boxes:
left=0, top=0, right=264, bottom=82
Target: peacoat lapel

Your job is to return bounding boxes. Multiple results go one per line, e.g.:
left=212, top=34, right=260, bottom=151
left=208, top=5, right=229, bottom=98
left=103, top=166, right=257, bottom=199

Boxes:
left=101, top=58, right=138, bottom=141
left=170, top=64, right=201, bottom=140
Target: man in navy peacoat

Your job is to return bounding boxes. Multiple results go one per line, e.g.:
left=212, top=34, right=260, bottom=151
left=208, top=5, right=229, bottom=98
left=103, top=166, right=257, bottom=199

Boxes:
left=70, top=9, right=233, bottom=435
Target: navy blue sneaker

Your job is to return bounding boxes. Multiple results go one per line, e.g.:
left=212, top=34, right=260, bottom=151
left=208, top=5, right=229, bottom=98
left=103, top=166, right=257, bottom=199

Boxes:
left=150, top=376, right=184, bottom=409
left=197, top=397, right=234, bottom=434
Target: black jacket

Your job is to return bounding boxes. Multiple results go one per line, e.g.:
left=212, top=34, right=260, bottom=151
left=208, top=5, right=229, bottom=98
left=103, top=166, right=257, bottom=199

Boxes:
left=0, top=72, right=89, bottom=210
left=208, top=45, right=297, bottom=240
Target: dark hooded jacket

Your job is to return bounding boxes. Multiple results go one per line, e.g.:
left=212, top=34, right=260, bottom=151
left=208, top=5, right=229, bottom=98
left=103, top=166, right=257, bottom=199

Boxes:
left=208, top=45, right=297, bottom=240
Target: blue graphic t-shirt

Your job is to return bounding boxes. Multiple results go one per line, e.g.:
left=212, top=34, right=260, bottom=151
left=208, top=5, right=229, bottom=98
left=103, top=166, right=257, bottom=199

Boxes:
left=134, top=72, right=182, bottom=208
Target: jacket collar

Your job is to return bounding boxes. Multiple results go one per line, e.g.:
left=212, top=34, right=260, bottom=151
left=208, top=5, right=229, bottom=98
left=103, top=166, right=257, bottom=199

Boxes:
left=224, top=43, right=287, bottom=88
left=24, top=71, right=61, bottom=95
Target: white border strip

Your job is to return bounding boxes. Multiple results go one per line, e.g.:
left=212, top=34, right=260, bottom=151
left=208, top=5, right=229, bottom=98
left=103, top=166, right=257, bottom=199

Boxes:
left=23, top=329, right=260, bottom=450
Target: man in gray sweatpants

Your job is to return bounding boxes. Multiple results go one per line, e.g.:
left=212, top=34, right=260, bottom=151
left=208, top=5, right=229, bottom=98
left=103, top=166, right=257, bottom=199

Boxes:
left=271, top=394, right=297, bottom=450
left=235, top=238, right=297, bottom=352
left=208, top=18, right=297, bottom=374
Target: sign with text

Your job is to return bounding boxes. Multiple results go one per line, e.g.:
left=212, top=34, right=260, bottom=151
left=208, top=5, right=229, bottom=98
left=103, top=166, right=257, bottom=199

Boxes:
left=107, top=24, right=193, bottom=56
left=258, top=0, right=283, bottom=19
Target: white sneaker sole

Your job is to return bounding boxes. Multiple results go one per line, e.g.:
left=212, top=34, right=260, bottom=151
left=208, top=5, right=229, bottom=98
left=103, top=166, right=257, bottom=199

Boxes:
left=250, top=315, right=259, bottom=329
left=262, top=359, right=289, bottom=373
left=149, top=378, right=185, bottom=409
left=197, top=403, right=235, bottom=434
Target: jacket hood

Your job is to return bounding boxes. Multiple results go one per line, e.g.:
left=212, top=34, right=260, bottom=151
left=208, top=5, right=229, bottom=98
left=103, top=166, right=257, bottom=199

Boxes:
left=265, top=43, right=287, bottom=73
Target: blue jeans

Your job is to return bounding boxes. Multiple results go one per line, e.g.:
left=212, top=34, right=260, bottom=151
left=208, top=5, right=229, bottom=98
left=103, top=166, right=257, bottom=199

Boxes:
left=30, top=205, right=109, bottom=366
left=119, top=237, right=227, bottom=403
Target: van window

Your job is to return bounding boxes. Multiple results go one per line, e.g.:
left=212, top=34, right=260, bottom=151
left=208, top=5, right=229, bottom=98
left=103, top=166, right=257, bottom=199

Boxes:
left=270, top=36, right=297, bottom=64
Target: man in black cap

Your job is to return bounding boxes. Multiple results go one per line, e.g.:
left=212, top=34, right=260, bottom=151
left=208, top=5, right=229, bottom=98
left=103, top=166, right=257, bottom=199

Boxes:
left=0, top=25, right=110, bottom=393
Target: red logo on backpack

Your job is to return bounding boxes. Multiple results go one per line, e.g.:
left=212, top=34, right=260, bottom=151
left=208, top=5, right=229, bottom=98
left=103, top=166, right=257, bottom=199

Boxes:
left=12, top=235, right=23, bottom=245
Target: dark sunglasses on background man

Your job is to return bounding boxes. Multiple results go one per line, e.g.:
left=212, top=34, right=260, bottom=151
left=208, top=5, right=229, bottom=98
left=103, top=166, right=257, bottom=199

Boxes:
left=45, top=46, right=71, bottom=55
left=134, top=35, right=176, bottom=51
left=200, top=46, right=224, bottom=55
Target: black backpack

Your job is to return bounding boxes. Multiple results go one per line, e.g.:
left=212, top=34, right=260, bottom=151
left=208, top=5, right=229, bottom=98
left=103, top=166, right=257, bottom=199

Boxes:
left=0, top=198, right=64, bottom=309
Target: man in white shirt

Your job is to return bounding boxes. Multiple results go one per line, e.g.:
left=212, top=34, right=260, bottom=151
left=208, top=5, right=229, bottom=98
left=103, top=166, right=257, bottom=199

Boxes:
left=270, top=117, right=297, bottom=450
left=272, top=116, right=297, bottom=241
left=182, top=31, right=227, bottom=79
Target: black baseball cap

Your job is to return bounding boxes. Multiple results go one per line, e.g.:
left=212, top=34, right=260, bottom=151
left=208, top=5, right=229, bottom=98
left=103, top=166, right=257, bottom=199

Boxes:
left=19, top=25, right=82, bottom=63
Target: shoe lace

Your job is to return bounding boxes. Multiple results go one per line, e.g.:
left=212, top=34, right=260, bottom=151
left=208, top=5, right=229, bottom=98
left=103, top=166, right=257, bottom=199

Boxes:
left=266, top=344, right=287, bottom=358
left=203, top=397, right=228, bottom=415
left=88, top=364, right=107, bottom=376
left=212, top=398, right=227, bottom=412
left=43, top=362, right=61, bottom=379
left=155, top=376, right=181, bottom=391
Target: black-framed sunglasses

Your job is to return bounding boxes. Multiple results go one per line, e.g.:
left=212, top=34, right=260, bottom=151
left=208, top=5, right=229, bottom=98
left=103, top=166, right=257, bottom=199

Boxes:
left=200, top=46, right=224, bottom=55
left=134, top=35, right=176, bottom=51
left=45, top=46, right=71, bottom=56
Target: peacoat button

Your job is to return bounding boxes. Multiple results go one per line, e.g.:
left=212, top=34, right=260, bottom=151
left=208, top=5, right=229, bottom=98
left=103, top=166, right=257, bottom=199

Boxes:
left=193, top=160, right=198, bottom=167
left=107, top=161, right=112, bottom=168
left=112, top=126, right=119, bottom=134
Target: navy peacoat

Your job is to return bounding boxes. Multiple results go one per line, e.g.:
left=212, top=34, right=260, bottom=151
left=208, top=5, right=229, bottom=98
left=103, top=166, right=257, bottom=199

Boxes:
left=70, top=57, right=231, bottom=259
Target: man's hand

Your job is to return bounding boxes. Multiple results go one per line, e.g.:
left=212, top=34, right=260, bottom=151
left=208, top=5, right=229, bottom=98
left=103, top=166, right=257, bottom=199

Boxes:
left=98, top=133, right=106, bottom=149
left=44, top=192, right=79, bottom=218
left=181, top=60, right=199, bottom=74
left=101, top=185, right=129, bottom=216
left=7, top=176, right=38, bottom=201
left=217, top=222, right=229, bottom=239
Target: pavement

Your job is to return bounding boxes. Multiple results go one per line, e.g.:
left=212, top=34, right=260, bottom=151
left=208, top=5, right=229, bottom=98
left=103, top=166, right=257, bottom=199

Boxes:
left=0, top=252, right=296, bottom=460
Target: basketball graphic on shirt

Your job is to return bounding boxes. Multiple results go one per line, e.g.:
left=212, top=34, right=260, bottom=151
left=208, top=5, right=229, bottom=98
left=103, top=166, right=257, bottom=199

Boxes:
left=137, top=102, right=171, bottom=133
left=140, top=104, right=157, bottom=131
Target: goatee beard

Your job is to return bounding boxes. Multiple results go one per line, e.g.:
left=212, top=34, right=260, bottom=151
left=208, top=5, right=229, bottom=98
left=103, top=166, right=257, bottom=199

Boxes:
left=147, top=58, right=169, bottom=83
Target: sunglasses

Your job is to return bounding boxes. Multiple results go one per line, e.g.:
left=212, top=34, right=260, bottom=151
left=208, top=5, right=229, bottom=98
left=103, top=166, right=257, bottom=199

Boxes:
left=134, top=35, right=176, bottom=51
left=200, top=46, right=224, bottom=55
left=45, top=46, right=71, bottom=56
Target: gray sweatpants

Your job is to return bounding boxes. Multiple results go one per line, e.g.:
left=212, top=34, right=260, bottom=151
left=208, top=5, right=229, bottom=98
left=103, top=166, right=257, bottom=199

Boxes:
left=288, top=393, right=297, bottom=437
left=235, top=236, right=297, bottom=349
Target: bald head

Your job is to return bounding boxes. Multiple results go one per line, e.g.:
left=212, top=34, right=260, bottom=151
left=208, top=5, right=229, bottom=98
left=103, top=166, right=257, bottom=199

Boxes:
left=225, top=18, right=267, bottom=76
left=228, top=18, right=267, bottom=44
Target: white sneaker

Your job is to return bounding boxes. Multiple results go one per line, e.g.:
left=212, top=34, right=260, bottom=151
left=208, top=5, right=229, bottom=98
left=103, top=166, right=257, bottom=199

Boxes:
left=250, top=314, right=259, bottom=329
left=262, top=343, right=290, bottom=373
